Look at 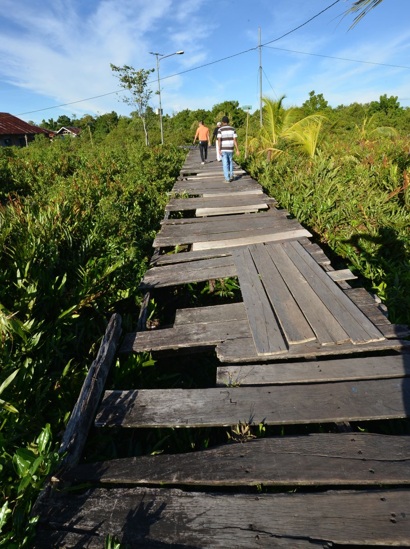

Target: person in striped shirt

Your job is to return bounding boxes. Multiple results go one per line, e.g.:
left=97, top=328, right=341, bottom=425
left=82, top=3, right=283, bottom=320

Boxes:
left=217, top=116, right=239, bottom=182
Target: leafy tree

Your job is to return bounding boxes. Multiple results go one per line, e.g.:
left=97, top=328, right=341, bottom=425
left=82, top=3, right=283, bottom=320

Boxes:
left=56, top=115, right=73, bottom=128
left=369, top=94, right=401, bottom=116
left=110, top=64, right=155, bottom=146
left=302, top=91, right=330, bottom=114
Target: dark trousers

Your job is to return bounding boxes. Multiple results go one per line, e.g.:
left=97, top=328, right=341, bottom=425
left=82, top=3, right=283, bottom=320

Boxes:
left=199, top=141, right=208, bottom=162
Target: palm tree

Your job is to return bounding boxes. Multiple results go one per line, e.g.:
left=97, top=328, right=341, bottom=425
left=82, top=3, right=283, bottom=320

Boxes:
left=249, top=96, right=326, bottom=160
left=345, top=0, right=385, bottom=27
left=356, top=114, right=399, bottom=140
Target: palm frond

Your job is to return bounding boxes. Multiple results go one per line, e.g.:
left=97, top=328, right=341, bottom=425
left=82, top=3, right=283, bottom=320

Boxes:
left=345, top=0, right=385, bottom=28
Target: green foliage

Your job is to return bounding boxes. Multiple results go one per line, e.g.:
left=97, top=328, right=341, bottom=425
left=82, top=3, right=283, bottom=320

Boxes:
left=0, top=135, right=185, bottom=545
left=249, top=96, right=326, bottom=160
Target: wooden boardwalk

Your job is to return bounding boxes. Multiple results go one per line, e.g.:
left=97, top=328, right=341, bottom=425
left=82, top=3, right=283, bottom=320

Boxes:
left=34, top=147, right=410, bottom=548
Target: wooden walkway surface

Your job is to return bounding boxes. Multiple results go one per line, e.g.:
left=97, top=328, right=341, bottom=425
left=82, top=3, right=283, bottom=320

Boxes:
left=33, top=147, right=410, bottom=548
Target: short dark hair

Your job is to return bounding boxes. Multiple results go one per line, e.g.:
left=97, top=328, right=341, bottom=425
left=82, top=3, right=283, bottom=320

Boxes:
left=221, top=116, right=229, bottom=123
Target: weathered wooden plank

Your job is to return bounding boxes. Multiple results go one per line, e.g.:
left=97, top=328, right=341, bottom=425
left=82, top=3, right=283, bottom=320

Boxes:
left=95, top=377, right=410, bottom=428
left=196, top=205, right=261, bottom=216
left=217, top=335, right=410, bottom=363
left=300, top=241, right=332, bottom=265
left=161, top=207, right=287, bottom=226
left=151, top=248, right=233, bottom=266
left=265, top=242, right=350, bottom=345
left=173, top=178, right=259, bottom=191
left=174, top=302, right=246, bottom=326
left=284, top=241, right=385, bottom=343
left=140, top=256, right=236, bottom=288
left=40, top=487, right=410, bottom=547
left=217, top=353, right=410, bottom=386
left=249, top=244, right=316, bottom=345
left=65, top=433, right=410, bottom=487
left=165, top=194, right=272, bottom=211
left=327, top=268, right=357, bottom=282
left=120, top=318, right=252, bottom=354
left=158, top=211, right=300, bottom=237
left=231, top=246, right=287, bottom=355
left=191, top=228, right=312, bottom=251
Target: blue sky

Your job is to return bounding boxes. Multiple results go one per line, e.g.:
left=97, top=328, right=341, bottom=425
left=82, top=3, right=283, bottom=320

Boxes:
left=1, top=0, right=409, bottom=125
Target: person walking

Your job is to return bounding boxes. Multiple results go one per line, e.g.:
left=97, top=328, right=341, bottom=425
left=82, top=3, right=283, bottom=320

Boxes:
left=193, top=121, right=211, bottom=164
left=217, top=116, right=239, bottom=182
left=212, top=121, right=222, bottom=161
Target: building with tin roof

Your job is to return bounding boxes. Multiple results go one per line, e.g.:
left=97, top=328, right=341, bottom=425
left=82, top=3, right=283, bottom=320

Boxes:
left=0, top=113, right=53, bottom=147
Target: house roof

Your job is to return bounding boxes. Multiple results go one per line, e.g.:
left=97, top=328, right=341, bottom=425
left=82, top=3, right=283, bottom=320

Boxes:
left=56, top=126, right=82, bottom=135
left=0, top=113, right=51, bottom=136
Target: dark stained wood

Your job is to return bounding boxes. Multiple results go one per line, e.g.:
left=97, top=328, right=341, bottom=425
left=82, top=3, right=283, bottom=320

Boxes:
left=140, top=255, right=237, bottom=288
left=217, top=353, right=410, bottom=386
left=65, top=433, right=410, bottom=487
left=95, top=377, right=410, bottom=428
left=33, top=486, right=410, bottom=548
left=217, top=334, right=410, bottom=362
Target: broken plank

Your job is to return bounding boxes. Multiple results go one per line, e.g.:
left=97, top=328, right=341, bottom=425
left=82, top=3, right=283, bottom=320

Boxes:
left=95, top=377, right=410, bottom=428
left=196, top=206, right=261, bottom=216
left=34, top=486, right=410, bottom=548
left=191, top=228, right=312, bottom=251
left=151, top=248, right=233, bottom=266
left=165, top=194, right=272, bottom=211
left=327, top=268, right=357, bottom=282
left=65, top=432, right=410, bottom=487
left=140, top=255, right=236, bottom=288
left=120, top=318, right=251, bottom=354
left=217, top=335, right=410, bottom=363
left=217, top=353, right=410, bottom=386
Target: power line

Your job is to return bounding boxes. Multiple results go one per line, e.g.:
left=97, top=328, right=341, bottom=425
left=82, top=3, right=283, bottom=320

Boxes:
left=19, top=0, right=401, bottom=118
left=264, top=45, right=410, bottom=70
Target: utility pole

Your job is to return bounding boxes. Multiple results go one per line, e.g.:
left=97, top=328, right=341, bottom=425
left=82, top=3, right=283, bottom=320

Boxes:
left=149, top=50, right=184, bottom=144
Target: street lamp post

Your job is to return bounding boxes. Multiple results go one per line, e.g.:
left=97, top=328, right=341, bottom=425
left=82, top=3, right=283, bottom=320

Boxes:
left=242, top=105, right=252, bottom=158
left=149, top=50, right=184, bottom=144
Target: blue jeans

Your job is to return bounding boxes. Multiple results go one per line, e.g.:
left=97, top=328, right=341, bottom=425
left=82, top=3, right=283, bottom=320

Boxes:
left=221, top=151, right=233, bottom=181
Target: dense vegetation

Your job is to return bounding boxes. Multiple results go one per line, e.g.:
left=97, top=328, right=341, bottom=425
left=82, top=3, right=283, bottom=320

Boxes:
left=1, top=90, right=409, bottom=546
